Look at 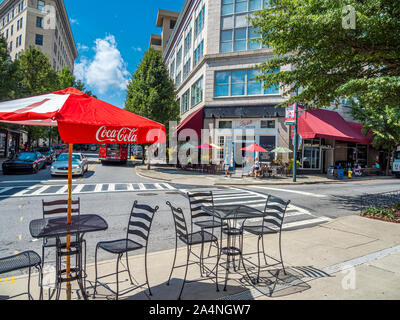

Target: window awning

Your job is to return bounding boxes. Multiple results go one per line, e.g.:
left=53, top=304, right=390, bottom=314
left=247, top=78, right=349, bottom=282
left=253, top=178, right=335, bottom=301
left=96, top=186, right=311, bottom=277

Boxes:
left=177, top=107, right=204, bottom=138
left=293, top=108, right=372, bottom=145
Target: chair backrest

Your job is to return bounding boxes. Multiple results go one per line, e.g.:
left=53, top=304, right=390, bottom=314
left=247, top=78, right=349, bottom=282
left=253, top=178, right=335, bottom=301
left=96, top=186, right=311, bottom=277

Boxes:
left=126, top=201, right=159, bottom=247
left=42, top=198, right=80, bottom=218
left=263, top=196, right=291, bottom=231
left=166, top=201, right=189, bottom=242
left=187, top=191, right=214, bottom=232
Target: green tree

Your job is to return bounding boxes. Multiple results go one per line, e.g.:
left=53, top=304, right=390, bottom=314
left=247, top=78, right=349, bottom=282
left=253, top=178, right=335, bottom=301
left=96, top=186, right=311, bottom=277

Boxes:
left=0, top=36, right=19, bottom=101
left=16, top=46, right=60, bottom=97
left=251, top=0, right=400, bottom=172
left=58, top=66, right=75, bottom=89
left=125, top=48, right=179, bottom=166
left=125, top=48, right=179, bottom=132
left=15, top=47, right=60, bottom=146
left=73, top=79, right=97, bottom=98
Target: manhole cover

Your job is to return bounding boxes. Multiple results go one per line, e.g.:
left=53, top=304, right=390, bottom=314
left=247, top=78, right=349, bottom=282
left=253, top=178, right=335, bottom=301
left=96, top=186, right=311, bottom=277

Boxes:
left=137, top=193, right=158, bottom=196
left=165, top=192, right=181, bottom=195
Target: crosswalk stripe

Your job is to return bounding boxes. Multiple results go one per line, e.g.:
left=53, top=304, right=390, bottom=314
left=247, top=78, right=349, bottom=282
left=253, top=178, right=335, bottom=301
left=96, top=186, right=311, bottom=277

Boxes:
left=13, top=186, right=36, bottom=197
left=154, top=183, right=164, bottom=190
left=73, top=185, right=85, bottom=194
left=108, top=184, right=115, bottom=192
left=94, top=184, right=103, bottom=192
left=31, top=186, right=51, bottom=196
left=138, top=183, right=146, bottom=190
left=0, top=187, right=13, bottom=194
left=163, top=183, right=176, bottom=190
left=127, top=184, right=134, bottom=191
left=56, top=186, right=68, bottom=194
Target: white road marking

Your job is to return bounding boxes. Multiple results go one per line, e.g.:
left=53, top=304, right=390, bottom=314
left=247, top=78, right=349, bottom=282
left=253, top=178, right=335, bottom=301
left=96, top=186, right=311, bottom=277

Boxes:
left=94, top=184, right=103, bottom=192
left=127, top=184, right=134, bottom=191
left=163, top=183, right=176, bottom=190
left=73, top=184, right=85, bottom=194
left=12, top=186, right=36, bottom=197
left=154, top=183, right=164, bottom=190
left=56, top=186, right=68, bottom=194
left=250, top=186, right=327, bottom=198
left=138, top=183, right=146, bottom=190
left=30, top=186, right=51, bottom=196
left=108, top=184, right=115, bottom=192
left=0, top=187, right=13, bottom=194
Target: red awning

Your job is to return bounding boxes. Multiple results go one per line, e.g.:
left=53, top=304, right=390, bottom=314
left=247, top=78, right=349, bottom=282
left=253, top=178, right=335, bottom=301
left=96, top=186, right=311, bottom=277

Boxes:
left=294, top=108, right=372, bottom=145
left=177, top=107, right=204, bottom=138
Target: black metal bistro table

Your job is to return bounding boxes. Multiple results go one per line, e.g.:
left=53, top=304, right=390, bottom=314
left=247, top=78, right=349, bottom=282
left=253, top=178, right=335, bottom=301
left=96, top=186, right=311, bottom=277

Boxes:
left=29, top=214, right=108, bottom=300
left=201, top=204, right=265, bottom=290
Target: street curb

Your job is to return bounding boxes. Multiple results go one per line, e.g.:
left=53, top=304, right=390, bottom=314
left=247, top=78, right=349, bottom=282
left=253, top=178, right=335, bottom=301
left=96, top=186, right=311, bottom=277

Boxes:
left=135, top=167, right=395, bottom=187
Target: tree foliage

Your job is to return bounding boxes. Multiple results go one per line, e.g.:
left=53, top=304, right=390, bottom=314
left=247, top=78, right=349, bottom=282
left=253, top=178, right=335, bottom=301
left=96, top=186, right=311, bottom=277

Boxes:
left=0, top=37, right=19, bottom=101
left=250, top=0, right=400, bottom=151
left=125, top=48, right=179, bottom=133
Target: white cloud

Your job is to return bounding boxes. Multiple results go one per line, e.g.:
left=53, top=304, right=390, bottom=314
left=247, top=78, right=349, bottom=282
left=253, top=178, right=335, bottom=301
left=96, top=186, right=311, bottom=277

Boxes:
left=74, top=35, right=130, bottom=95
left=77, top=43, right=89, bottom=52
left=132, top=46, right=142, bottom=52
left=70, top=18, right=79, bottom=25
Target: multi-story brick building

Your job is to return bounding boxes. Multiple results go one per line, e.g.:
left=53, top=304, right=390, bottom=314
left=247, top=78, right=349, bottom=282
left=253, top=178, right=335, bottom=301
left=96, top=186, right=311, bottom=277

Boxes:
left=0, top=0, right=78, bottom=72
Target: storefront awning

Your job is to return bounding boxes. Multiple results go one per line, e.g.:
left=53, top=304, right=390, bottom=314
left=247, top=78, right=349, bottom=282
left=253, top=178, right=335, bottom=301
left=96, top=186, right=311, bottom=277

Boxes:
left=177, top=107, right=204, bottom=138
left=294, top=108, right=372, bottom=145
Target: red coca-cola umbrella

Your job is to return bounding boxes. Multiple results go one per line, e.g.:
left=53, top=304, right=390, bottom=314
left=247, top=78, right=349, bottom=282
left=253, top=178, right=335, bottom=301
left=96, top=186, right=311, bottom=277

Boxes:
left=241, top=143, right=269, bottom=153
left=0, top=87, right=166, bottom=299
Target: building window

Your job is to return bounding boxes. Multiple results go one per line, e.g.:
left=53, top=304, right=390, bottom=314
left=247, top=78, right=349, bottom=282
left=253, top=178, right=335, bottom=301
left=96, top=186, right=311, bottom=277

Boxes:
left=169, top=59, right=175, bottom=80
left=175, top=71, right=182, bottom=87
left=181, top=90, right=190, bottom=114
left=35, top=34, right=43, bottom=46
left=36, top=17, right=43, bottom=28
left=184, top=28, right=192, bottom=56
left=193, top=40, right=204, bottom=67
left=10, top=25, right=13, bottom=36
left=38, top=0, right=45, bottom=11
left=183, top=58, right=191, bottom=80
left=191, top=77, right=203, bottom=106
left=301, top=139, right=321, bottom=169
left=215, top=68, right=280, bottom=97
left=194, top=5, right=205, bottom=38
left=220, top=0, right=267, bottom=53
left=261, top=120, right=275, bottom=129
left=176, top=47, right=182, bottom=68
left=9, top=41, right=13, bottom=51
left=218, top=121, right=233, bottom=129
left=170, top=20, right=176, bottom=30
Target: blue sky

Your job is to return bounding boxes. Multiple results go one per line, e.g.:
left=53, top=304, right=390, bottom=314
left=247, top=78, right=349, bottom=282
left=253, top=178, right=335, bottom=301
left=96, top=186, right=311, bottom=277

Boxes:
left=66, top=0, right=183, bottom=107
left=1, top=0, right=183, bottom=107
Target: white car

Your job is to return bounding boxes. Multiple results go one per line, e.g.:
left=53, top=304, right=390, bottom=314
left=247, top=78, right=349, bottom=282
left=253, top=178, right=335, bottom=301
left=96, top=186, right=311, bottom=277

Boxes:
left=51, top=153, right=89, bottom=177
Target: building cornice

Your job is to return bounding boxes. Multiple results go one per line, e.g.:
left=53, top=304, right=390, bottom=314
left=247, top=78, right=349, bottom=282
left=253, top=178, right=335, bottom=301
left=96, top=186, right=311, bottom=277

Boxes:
left=55, top=0, right=78, bottom=59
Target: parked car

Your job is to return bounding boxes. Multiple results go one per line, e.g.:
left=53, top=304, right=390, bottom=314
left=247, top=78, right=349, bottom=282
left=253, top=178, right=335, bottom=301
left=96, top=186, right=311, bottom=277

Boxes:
left=34, top=147, right=55, bottom=165
left=51, top=153, right=89, bottom=177
left=131, top=145, right=143, bottom=160
left=2, top=152, right=47, bottom=174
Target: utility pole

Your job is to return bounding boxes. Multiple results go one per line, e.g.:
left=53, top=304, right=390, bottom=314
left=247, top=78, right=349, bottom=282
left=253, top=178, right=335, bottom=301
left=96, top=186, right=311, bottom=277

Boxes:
left=293, top=88, right=299, bottom=182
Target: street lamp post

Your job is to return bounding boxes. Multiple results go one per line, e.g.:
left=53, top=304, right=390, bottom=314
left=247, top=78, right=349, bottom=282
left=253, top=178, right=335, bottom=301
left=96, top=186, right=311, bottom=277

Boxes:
left=293, top=101, right=299, bottom=183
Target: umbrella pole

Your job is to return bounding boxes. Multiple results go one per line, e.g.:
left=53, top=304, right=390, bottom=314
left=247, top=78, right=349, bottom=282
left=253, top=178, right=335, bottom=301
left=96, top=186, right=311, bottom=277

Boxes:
left=66, top=143, right=73, bottom=300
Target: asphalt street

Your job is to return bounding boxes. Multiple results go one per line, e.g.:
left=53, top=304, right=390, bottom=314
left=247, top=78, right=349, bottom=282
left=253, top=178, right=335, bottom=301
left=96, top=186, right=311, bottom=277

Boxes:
left=0, top=153, right=399, bottom=275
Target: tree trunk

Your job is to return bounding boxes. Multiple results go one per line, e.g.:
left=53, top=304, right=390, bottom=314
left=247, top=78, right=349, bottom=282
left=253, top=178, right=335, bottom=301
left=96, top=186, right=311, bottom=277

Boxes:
left=147, top=146, right=151, bottom=170
left=386, top=151, right=392, bottom=176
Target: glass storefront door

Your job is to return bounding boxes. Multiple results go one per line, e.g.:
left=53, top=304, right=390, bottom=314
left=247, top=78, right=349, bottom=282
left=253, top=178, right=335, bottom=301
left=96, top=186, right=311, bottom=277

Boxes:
left=301, top=139, right=321, bottom=170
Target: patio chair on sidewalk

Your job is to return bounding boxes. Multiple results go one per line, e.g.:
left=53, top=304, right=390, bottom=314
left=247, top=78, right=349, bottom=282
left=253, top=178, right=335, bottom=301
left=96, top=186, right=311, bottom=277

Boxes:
left=187, top=191, right=227, bottom=274
left=242, top=196, right=290, bottom=285
left=166, top=201, right=220, bottom=300
left=0, top=251, right=43, bottom=300
left=93, top=201, right=159, bottom=300
left=41, top=198, right=86, bottom=297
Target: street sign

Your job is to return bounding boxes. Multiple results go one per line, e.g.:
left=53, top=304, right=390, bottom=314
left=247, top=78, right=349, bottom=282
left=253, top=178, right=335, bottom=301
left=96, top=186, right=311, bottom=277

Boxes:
left=285, top=103, right=296, bottom=125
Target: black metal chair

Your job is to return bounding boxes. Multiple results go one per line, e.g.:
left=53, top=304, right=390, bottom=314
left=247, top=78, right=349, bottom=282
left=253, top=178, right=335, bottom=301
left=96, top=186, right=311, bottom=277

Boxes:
left=187, top=191, right=227, bottom=273
left=93, top=201, right=158, bottom=300
left=41, top=198, right=86, bottom=297
left=242, top=196, right=290, bottom=284
left=0, top=251, right=43, bottom=300
left=166, top=201, right=220, bottom=300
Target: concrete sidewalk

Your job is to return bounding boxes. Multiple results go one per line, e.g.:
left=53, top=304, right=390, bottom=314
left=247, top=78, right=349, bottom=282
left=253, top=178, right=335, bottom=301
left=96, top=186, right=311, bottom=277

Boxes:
left=135, top=165, right=395, bottom=186
left=1, top=215, right=399, bottom=300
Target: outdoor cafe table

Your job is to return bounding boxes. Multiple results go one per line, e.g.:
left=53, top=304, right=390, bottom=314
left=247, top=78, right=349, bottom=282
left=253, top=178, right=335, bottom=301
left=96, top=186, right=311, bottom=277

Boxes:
left=201, top=205, right=265, bottom=289
left=29, top=214, right=108, bottom=300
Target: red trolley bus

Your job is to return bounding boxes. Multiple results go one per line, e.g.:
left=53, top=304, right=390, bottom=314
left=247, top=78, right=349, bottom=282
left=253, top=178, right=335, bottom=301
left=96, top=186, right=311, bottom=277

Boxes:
left=99, top=144, right=128, bottom=164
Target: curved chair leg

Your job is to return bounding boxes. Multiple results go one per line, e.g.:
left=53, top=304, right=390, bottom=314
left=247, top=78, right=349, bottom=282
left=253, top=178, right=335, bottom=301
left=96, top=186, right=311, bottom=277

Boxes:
left=241, top=234, right=255, bottom=287
left=167, top=237, right=178, bottom=286
left=261, top=234, right=269, bottom=266
left=278, top=231, right=286, bottom=275
left=178, top=246, right=190, bottom=300
left=126, top=252, right=134, bottom=285
left=27, top=266, right=32, bottom=300
left=36, top=264, right=43, bottom=300
left=93, top=245, right=99, bottom=298
left=145, top=247, right=152, bottom=296
left=200, top=239, right=205, bottom=277
left=257, top=236, right=262, bottom=283
left=116, top=254, right=122, bottom=300
left=214, top=240, right=220, bottom=292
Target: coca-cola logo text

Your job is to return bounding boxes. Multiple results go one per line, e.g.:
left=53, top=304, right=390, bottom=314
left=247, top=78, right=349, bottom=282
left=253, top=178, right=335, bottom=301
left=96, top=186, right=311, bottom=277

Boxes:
left=96, top=126, right=138, bottom=143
